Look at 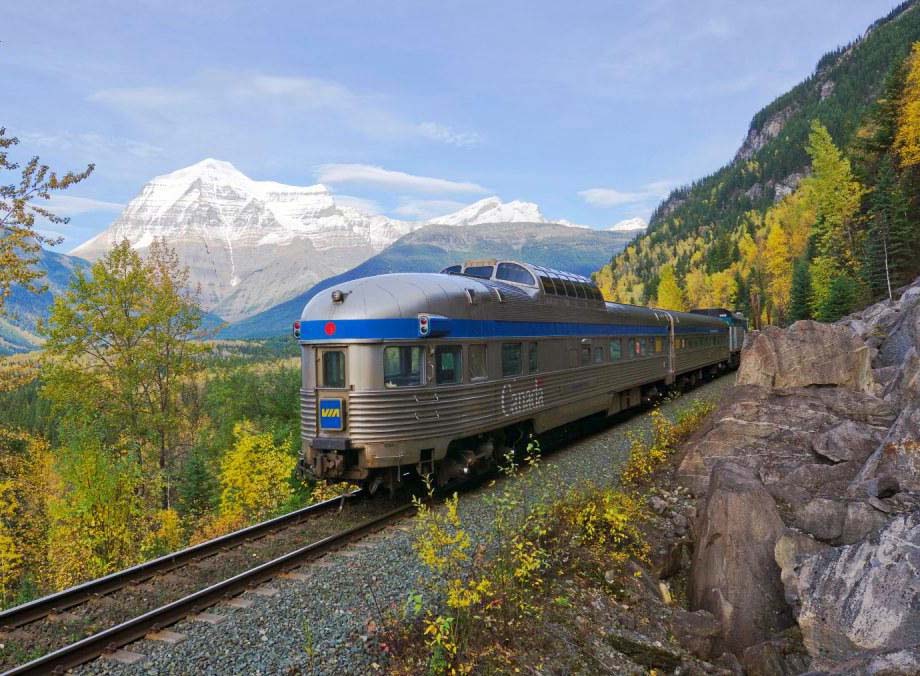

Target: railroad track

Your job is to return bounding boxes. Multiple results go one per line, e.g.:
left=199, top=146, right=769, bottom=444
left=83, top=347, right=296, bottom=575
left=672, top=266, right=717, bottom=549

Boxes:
left=0, top=493, right=414, bottom=675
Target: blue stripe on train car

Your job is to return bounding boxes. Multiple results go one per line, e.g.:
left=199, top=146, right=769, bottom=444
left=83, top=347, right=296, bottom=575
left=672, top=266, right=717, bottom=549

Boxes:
left=298, top=318, right=726, bottom=342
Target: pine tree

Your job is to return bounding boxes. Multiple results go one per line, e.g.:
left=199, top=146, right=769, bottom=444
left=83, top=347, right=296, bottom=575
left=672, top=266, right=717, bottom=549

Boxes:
left=789, top=258, right=813, bottom=322
left=866, top=154, right=912, bottom=299
left=816, top=275, right=857, bottom=322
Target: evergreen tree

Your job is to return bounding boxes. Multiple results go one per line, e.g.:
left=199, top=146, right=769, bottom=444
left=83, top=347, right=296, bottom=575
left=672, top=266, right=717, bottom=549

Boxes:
left=866, top=154, right=912, bottom=299
left=789, top=258, right=813, bottom=322
left=816, top=275, right=857, bottom=322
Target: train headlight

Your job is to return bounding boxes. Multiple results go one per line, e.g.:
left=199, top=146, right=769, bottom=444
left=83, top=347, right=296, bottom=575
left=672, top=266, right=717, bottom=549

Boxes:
left=331, top=290, right=345, bottom=303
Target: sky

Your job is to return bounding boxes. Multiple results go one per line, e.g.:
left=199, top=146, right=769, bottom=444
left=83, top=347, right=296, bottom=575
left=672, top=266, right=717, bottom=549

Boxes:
left=1, top=0, right=906, bottom=249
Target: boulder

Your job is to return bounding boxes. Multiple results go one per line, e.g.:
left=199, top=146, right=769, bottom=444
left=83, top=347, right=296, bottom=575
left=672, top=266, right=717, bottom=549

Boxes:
left=802, top=645, right=920, bottom=675
left=774, top=530, right=831, bottom=602
left=605, top=627, right=683, bottom=669
left=741, top=628, right=811, bottom=676
left=785, top=512, right=920, bottom=665
left=840, top=501, right=888, bottom=545
left=678, top=385, right=895, bottom=496
left=689, top=463, right=793, bottom=656
left=672, top=608, right=722, bottom=659
left=737, top=321, right=873, bottom=393
left=792, top=498, right=847, bottom=542
left=876, top=282, right=920, bottom=368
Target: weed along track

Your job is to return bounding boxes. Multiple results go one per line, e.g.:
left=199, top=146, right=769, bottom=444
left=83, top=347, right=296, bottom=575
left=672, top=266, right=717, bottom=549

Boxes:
left=0, top=492, right=412, bottom=674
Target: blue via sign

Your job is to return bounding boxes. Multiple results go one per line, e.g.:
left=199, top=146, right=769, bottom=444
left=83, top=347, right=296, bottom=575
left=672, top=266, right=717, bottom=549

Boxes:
left=318, top=398, right=345, bottom=431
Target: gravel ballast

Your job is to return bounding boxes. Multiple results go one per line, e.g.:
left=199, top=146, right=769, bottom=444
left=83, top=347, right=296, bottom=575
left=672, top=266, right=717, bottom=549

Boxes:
left=78, top=375, right=734, bottom=675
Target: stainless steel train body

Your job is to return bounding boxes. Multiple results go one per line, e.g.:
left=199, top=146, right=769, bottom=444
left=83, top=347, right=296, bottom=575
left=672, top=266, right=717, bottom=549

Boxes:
left=296, top=260, right=744, bottom=489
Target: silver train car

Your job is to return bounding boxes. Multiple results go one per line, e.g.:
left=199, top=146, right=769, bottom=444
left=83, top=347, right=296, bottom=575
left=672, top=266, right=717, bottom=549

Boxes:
left=295, top=259, right=744, bottom=492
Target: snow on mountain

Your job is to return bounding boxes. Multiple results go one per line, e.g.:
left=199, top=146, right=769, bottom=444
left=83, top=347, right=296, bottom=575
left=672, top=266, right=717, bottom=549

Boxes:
left=608, top=217, right=648, bottom=232
left=425, top=196, right=544, bottom=226
left=71, top=159, right=421, bottom=321
left=70, top=160, right=592, bottom=322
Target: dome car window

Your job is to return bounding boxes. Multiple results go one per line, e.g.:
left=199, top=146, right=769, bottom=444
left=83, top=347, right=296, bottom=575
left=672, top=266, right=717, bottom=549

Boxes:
left=321, top=350, right=346, bottom=388
left=441, top=265, right=462, bottom=274
left=539, top=276, right=556, bottom=294
left=435, top=345, right=462, bottom=384
left=384, top=346, right=423, bottom=387
left=501, top=343, right=522, bottom=377
left=496, top=262, right=536, bottom=286
left=464, top=265, right=493, bottom=279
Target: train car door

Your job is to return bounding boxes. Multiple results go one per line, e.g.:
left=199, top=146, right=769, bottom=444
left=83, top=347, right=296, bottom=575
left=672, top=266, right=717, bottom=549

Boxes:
left=316, top=347, right=348, bottom=435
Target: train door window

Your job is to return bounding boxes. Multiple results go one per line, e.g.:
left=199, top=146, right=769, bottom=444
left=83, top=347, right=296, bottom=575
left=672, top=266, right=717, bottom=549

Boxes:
left=502, top=343, right=522, bottom=377
left=383, top=346, right=423, bottom=387
left=609, top=339, right=622, bottom=361
left=527, top=342, right=539, bottom=373
left=580, top=344, right=591, bottom=365
left=320, top=350, right=346, bottom=388
left=593, top=346, right=604, bottom=363
left=435, top=345, right=462, bottom=384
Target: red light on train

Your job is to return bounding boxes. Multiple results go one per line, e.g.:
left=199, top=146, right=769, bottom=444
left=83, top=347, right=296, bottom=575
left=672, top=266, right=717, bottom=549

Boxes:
left=292, top=320, right=301, bottom=338
left=324, top=321, right=336, bottom=336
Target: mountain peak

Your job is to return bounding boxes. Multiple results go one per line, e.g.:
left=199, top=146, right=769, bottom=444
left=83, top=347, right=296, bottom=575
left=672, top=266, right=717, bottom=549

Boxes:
left=427, top=196, right=544, bottom=226
left=608, top=217, right=648, bottom=232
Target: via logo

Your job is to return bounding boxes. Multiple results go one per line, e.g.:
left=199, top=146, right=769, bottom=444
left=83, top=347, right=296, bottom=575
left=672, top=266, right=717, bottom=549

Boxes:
left=318, top=398, right=344, bottom=430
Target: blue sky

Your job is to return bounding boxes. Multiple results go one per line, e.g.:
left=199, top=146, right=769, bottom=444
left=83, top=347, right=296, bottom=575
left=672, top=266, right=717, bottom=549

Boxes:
left=2, top=0, right=904, bottom=248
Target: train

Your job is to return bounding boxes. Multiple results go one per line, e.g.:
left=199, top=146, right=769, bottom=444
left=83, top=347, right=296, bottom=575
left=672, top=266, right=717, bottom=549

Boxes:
left=294, top=259, right=746, bottom=494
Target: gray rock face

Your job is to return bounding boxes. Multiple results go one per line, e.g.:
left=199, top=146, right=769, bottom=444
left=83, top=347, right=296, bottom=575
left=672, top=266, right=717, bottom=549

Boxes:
left=737, top=321, right=874, bottom=393
left=785, top=512, right=920, bottom=666
left=689, top=463, right=793, bottom=656
left=671, top=608, right=721, bottom=659
left=677, top=385, right=895, bottom=497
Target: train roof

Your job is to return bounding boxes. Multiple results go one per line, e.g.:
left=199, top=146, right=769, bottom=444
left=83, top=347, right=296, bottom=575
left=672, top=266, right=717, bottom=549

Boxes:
left=300, top=267, right=729, bottom=335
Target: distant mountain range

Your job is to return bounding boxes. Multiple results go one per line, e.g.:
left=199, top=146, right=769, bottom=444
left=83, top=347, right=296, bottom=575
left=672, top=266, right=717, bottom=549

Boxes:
left=1, top=159, right=630, bottom=352
left=70, top=159, right=597, bottom=323
left=0, top=248, right=88, bottom=354
left=219, top=222, right=635, bottom=339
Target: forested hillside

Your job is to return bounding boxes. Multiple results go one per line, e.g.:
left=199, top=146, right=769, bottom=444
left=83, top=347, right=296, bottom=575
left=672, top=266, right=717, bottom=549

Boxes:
left=596, top=0, right=920, bottom=326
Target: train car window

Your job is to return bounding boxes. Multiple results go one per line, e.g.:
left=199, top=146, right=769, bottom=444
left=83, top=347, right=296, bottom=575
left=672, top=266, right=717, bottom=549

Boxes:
left=527, top=342, right=539, bottom=373
left=464, top=265, right=493, bottom=279
left=609, top=339, right=622, bottom=361
left=563, top=279, right=577, bottom=297
left=469, top=344, right=488, bottom=381
left=575, top=283, right=587, bottom=299
left=441, top=265, right=462, bottom=274
left=321, top=351, right=346, bottom=388
left=496, top=263, right=537, bottom=286
left=580, top=345, right=591, bottom=365
left=654, top=337, right=663, bottom=353
left=435, top=345, right=462, bottom=384
left=539, top=276, right=556, bottom=294
left=502, top=343, right=523, bottom=377
left=383, top=346, right=423, bottom=387
left=593, top=346, right=604, bottom=363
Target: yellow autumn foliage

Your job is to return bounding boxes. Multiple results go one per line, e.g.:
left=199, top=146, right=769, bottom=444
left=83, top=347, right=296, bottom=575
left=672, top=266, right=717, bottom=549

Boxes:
left=895, top=42, right=920, bottom=168
left=218, top=421, right=296, bottom=522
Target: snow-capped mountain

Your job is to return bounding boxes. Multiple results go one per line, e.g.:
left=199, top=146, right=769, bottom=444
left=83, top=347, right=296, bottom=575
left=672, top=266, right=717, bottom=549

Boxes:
left=608, top=217, right=648, bottom=232
left=71, top=160, right=594, bottom=322
left=426, top=196, right=545, bottom=226
left=71, top=159, right=422, bottom=321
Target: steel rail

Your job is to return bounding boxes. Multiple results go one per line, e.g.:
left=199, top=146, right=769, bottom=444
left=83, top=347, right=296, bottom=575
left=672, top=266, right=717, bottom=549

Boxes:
left=3, top=503, right=414, bottom=676
left=0, top=490, right=361, bottom=630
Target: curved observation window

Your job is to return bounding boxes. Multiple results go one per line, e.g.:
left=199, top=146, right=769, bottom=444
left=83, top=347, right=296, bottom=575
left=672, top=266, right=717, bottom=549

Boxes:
left=496, top=262, right=536, bottom=286
left=464, top=265, right=493, bottom=279
left=441, top=265, right=462, bottom=275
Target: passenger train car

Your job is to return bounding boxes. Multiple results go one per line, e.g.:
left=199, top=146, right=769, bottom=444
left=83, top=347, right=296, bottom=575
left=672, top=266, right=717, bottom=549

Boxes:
left=295, top=259, right=744, bottom=492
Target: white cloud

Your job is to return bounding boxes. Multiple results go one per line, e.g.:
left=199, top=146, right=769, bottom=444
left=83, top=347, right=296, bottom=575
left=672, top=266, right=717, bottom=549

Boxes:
left=578, top=179, right=679, bottom=207
left=394, top=198, right=468, bottom=220
left=21, top=131, right=164, bottom=159
left=316, top=164, right=488, bottom=195
left=417, top=122, right=482, bottom=148
left=90, top=72, right=481, bottom=148
left=334, top=194, right=381, bottom=215
left=40, top=195, right=126, bottom=216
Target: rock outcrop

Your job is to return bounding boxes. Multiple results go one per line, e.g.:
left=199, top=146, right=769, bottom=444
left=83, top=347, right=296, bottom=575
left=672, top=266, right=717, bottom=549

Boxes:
left=678, top=276, right=920, bottom=673
left=735, top=320, right=874, bottom=393
left=689, top=463, right=793, bottom=655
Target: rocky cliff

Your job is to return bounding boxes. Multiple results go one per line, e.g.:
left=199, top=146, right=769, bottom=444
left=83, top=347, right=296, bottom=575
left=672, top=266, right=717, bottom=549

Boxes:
left=675, top=278, right=920, bottom=674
